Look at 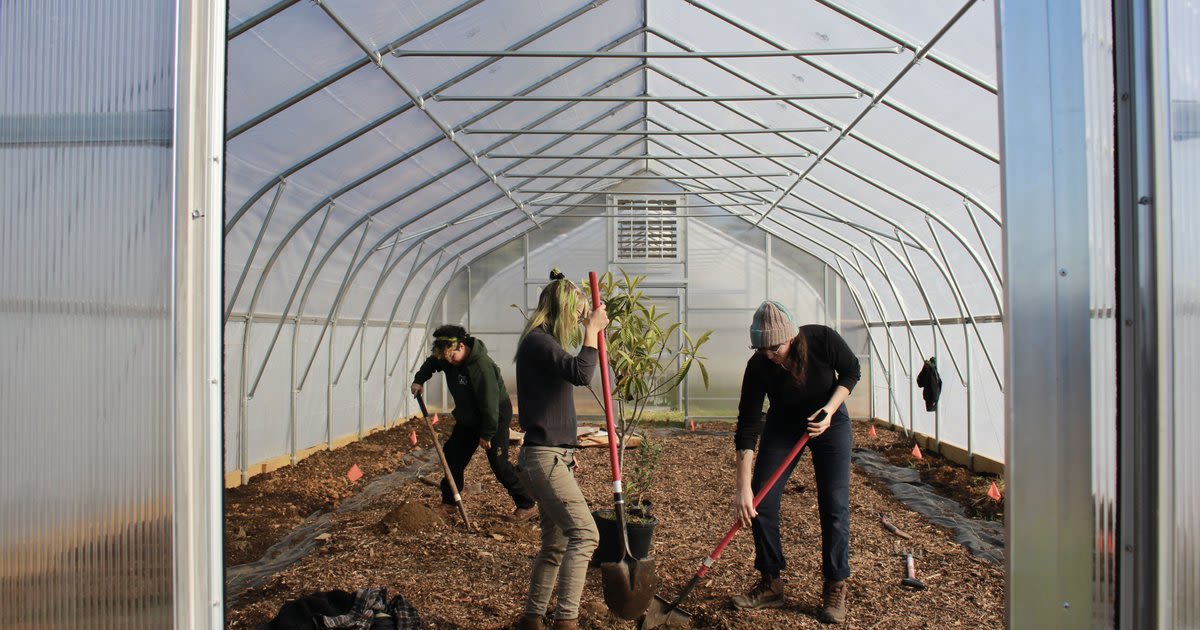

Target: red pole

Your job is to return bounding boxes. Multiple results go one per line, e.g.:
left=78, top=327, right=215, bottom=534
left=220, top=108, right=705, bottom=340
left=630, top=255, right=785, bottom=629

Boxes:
left=588, top=271, right=621, bottom=482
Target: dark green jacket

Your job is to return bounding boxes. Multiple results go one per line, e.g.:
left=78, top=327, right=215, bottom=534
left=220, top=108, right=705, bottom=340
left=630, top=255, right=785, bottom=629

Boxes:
left=412, top=338, right=507, bottom=441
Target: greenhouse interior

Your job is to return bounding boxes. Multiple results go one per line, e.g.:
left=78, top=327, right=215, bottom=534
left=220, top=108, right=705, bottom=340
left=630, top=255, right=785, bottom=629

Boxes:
left=2, top=0, right=1197, bottom=628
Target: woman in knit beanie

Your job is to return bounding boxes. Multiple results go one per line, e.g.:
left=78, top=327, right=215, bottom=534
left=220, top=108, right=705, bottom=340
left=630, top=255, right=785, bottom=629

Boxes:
left=730, top=300, right=861, bottom=624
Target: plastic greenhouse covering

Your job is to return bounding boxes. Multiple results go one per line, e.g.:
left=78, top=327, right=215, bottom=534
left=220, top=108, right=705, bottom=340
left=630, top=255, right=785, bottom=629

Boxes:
left=222, top=0, right=1006, bottom=480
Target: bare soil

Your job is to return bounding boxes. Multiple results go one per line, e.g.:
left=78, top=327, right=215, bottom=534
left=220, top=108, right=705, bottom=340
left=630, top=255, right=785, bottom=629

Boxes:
left=225, top=417, right=1005, bottom=629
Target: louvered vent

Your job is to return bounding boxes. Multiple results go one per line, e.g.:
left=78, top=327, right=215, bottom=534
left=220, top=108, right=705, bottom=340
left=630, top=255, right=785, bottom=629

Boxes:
left=614, top=198, right=678, bottom=260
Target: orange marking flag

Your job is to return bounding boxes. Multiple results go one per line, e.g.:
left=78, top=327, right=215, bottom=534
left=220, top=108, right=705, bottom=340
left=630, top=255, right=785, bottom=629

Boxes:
left=868, top=424, right=878, bottom=438
left=410, top=430, right=418, bottom=445
left=911, top=443, right=923, bottom=459
left=347, top=464, right=363, bottom=482
left=432, top=413, right=440, bottom=425
left=987, top=481, right=1002, bottom=501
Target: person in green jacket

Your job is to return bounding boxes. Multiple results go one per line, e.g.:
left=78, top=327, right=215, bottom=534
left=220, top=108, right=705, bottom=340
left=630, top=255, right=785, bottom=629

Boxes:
left=411, top=324, right=536, bottom=522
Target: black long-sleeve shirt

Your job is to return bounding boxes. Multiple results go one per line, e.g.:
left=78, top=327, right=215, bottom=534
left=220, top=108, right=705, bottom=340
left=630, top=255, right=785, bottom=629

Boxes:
left=735, top=324, right=861, bottom=451
left=515, top=328, right=598, bottom=447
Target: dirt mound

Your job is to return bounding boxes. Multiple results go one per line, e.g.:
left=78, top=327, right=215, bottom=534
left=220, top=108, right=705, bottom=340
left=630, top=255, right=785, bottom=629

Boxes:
left=377, top=501, right=443, bottom=535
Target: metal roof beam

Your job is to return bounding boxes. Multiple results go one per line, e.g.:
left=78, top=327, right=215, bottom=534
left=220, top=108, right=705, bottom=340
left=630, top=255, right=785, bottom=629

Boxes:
left=646, top=30, right=1001, bottom=224
left=501, top=172, right=789, bottom=179
left=756, top=0, right=985, bottom=226
left=317, top=3, right=538, bottom=226
left=669, top=1, right=998, bottom=163
left=644, top=65, right=1003, bottom=294
left=227, top=0, right=486, bottom=138
left=226, top=3, right=639, bottom=232
left=436, top=93, right=859, bottom=102
left=810, top=0, right=997, bottom=94
left=393, top=46, right=901, bottom=59
left=459, top=126, right=829, bottom=135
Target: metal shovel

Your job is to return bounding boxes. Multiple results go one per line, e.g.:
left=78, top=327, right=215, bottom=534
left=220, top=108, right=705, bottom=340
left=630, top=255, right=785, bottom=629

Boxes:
left=414, top=393, right=471, bottom=529
left=589, top=271, right=657, bottom=620
left=639, top=416, right=822, bottom=629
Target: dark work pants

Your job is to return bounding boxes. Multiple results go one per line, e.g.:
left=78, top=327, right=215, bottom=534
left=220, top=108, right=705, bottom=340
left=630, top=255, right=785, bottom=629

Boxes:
left=749, top=404, right=852, bottom=581
left=440, top=398, right=535, bottom=509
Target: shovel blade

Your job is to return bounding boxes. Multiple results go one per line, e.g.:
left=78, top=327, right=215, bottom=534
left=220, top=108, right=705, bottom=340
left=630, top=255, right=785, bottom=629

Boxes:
left=600, top=557, right=657, bottom=620
left=637, top=594, right=692, bottom=629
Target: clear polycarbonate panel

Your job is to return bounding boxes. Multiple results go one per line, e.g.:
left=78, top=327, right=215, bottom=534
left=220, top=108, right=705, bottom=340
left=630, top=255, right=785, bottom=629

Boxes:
left=688, top=215, right=766, bottom=309
left=1079, top=0, right=1117, bottom=622
left=0, top=0, right=175, bottom=625
left=1166, top=0, right=1200, bottom=624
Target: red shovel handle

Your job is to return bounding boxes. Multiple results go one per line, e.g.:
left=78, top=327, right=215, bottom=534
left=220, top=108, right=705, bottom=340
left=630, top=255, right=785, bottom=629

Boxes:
left=697, top=413, right=823, bottom=577
left=588, top=271, right=621, bottom=482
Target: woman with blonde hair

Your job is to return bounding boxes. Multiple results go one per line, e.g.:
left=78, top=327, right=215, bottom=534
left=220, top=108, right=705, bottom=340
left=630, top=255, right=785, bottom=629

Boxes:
left=512, top=269, right=609, bottom=630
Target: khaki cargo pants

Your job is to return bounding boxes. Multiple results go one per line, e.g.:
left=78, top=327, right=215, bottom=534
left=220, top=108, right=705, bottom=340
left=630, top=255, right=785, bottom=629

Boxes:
left=516, top=446, right=599, bottom=620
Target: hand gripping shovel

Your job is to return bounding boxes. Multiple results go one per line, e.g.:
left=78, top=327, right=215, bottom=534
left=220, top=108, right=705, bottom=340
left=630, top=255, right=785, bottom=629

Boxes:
left=589, top=271, right=657, bottom=620
left=414, top=393, right=472, bottom=529
left=638, top=411, right=825, bottom=629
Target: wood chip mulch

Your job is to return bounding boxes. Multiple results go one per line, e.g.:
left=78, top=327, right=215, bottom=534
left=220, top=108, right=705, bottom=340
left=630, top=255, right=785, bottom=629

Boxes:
left=225, top=418, right=1005, bottom=629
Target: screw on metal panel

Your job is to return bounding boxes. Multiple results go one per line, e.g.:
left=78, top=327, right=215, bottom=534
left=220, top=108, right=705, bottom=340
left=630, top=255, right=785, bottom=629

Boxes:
left=192, top=209, right=204, bottom=219
left=1063, top=601, right=1070, bottom=609
left=1125, top=544, right=1135, bottom=552
left=1125, top=319, right=1133, bottom=326
left=1059, top=269, right=1068, bottom=277
left=1138, top=196, right=1151, bottom=205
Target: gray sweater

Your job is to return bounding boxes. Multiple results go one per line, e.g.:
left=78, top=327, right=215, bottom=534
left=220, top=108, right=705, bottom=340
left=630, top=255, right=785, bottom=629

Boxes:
left=515, top=328, right=598, bottom=447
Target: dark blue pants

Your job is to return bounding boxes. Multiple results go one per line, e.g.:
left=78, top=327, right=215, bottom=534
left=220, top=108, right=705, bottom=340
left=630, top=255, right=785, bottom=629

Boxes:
left=750, top=405, right=852, bottom=581
left=440, top=398, right=535, bottom=509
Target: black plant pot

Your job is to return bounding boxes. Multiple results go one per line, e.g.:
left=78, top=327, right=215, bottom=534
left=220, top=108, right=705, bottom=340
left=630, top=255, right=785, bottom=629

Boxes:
left=590, top=508, right=656, bottom=567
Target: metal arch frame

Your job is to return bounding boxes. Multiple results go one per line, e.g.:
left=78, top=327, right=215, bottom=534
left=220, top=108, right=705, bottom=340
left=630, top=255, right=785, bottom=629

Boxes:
left=235, top=202, right=334, bottom=479
left=677, top=0, right=999, bottom=166
left=623, top=138, right=995, bottom=391
left=226, top=181, right=286, bottom=322
left=227, top=0, right=302, bottom=40
left=808, top=0, right=997, bottom=95
left=225, top=0, right=622, bottom=233
left=750, top=0, right=987, bottom=226
left=427, top=181, right=910, bottom=430
left=279, top=101, right=648, bottom=387
left=644, top=29, right=1001, bottom=227
left=225, top=30, right=650, bottom=319
left=227, top=0, right=487, bottom=138
left=322, top=132, right=649, bottom=392
left=261, top=119, right=648, bottom=436
left=635, top=81, right=1004, bottom=325
left=641, top=64, right=1004, bottom=315
left=234, top=94, right=647, bottom=468
left=458, top=85, right=1000, bottom=394
left=379, top=156, right=656, bottom=385
left=642, top=145, right=958, bottom=387
left=223, top=0, right=1012, bottom=475
left=349, top=150, right=648, bottom=416
left=316, top=2, right=538, bottom=226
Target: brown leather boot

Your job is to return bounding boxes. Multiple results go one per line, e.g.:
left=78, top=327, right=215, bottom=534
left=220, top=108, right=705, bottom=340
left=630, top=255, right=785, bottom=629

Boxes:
left=512, top=613, right=544, bottom=630
left=819, top=578, right=848, bottom=623
left=549, top=618, right=577, bottom=630
left=731, top=573, right=785, bottom=609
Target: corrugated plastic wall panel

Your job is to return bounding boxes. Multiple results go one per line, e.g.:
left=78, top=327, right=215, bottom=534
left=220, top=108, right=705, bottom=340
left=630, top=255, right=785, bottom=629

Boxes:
left=1080, top=0, right=1117, bottom=623
left=0, top=0, right=175, bottom=626
left=1166, top=1, right=1200, bottom=624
